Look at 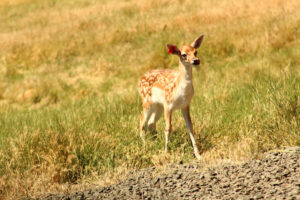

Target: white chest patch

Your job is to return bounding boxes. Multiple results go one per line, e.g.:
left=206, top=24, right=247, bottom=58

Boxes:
left=170, top=80, right=194, bottom=110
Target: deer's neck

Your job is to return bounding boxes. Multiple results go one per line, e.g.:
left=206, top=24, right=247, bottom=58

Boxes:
left=170, top=60, right=194, bottom=109
left=178, top=61, right=193, bottom=83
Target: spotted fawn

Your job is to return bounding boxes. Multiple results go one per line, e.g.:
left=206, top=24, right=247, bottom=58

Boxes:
left=138, top=35, right=204, bottom=160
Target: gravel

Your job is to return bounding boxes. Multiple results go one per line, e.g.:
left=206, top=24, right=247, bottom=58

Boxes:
left=38, top=147, right=300, bottom=200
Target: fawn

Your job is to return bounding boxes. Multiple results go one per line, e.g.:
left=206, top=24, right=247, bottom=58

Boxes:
left=138, top=35, right=204, bottom=160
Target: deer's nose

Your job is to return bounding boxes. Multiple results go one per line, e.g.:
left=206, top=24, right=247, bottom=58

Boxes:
left=192, top=59, right=200, bottom=65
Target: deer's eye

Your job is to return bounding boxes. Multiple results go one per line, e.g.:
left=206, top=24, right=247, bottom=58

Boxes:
left=194, top=51, right=197, bottom=56
left=182, top=54, right=187, bottom=58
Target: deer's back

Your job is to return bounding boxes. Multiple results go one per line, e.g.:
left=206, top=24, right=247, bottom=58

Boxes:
left=138, top=69, right=179, bottom=102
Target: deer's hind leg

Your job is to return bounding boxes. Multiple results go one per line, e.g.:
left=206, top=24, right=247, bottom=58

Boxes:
left=140, top=101, right=155, bottom=145
left=147, top=104, right=163, bottom=134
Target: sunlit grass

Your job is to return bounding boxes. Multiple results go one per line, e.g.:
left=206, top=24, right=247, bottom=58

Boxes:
left=0, top=0, right=299, bottom=199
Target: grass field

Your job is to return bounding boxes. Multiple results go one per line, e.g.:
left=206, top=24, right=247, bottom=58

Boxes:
left=0, top=0, right=299, bottom=199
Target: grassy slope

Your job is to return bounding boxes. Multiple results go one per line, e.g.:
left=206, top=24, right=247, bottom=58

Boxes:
left=0, top=0, right=299, bottom=198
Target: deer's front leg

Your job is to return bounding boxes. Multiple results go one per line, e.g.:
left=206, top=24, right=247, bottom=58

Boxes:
left=181, top=106, right=201, bottom=160
left=164, top=107, right=172, bottom=152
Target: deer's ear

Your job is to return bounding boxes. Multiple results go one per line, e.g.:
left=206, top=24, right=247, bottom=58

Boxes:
left=191, top=35, right=204, bottom=49
left=166, top=44, right=180, bottom=55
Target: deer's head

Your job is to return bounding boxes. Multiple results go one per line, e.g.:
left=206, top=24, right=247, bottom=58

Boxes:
left=167, top=35, right=204, bottom=66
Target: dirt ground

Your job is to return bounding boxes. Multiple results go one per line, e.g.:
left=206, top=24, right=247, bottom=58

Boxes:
left=38, top=147, right=300, bottom=200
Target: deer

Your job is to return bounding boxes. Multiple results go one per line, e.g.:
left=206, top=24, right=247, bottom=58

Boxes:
left=138, top=35, right=204, bottom=160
